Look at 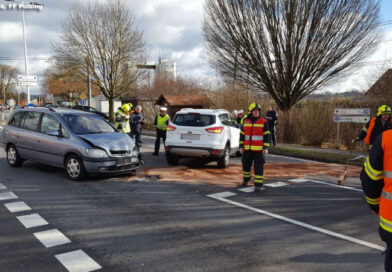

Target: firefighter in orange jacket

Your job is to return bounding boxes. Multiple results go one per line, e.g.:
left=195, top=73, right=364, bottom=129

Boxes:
left=239, top=103, right=270, bottom=191
left=354, top=105, right=392, bottom=150
left=361, top=130, right=392, bottom=271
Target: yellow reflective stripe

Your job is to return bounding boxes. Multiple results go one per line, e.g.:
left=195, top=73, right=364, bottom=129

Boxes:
left=264, top=143, right=270, bottom=147
left=239, top=141, right=244, bottom=144
left=380, top=216, right=392, bottom=233
left=264, top=131, right=271, bottom=135
left=365, top=196, right=380, bottom=205
left=244, top=146, right=264, bottom=151
left=254, top=179, right=263, bottom=184
left=243, top=124, right=252, bottom=127
left=243, top=171, right=251, bottom=174
left=253, top=124, right=264, bottom=127
left=364, top=157, right=384, bottom=180
left=240, top=131, right=245, bottom=135
left=254, top=175, right=263, bottom=179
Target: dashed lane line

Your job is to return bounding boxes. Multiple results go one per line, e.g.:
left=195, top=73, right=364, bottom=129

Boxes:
left=33, top=229, right=72, bottom=248
left=1, top=187, right=102, bottom=271
left=16, top=213, right=49, bottom=229
left=55, top=250, right=102, bottom=272
left=4, top=201, right=32, bottom=213
left=207, top=191, right=385, bottom=252
left=0, top=191, right=18, bottom=201
left=265, top=181, right=288, bottom=187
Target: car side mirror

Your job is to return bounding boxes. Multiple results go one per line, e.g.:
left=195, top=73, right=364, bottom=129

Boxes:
left=47, top=130, right=60, bottom=137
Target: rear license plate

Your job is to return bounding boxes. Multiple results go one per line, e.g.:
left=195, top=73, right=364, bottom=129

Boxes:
left=181, top=134, right=200, bottom=140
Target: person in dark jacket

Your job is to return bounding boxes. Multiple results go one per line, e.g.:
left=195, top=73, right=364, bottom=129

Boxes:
left=129, top=105, right=144, bottom=145
left=354, top=105, right=392, bottom=150
left=265, top=105, right=278, bottom=146
left=360, top=131, right=392, bottom=271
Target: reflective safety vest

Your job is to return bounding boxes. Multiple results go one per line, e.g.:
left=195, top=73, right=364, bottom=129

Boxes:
left=242, top=117, right=266, bottom=151
left=156, top=114, right=169, bottom=131
left=115, top=110, right=130, bottom=133
left=364, top=117, right=376, bottom=145
left=380, top=131, right=392, bottom=233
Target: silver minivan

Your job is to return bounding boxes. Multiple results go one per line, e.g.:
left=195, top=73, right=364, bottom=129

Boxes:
left=2, top=107, right=142, bottom=180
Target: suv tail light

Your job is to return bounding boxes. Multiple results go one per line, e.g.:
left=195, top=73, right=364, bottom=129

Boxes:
left=205, top=126, right=224, bottom=134
left=167, top=125, right=176, bottom=131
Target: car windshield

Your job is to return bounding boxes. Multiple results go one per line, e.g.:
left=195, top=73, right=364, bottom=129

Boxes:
left=173, top=113, right=216, bottom=127
left=62, top=113, right=115, bottom=135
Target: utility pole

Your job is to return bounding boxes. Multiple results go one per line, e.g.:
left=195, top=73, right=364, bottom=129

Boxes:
left=2, top=1, right=44, bottom=104
left=87, top=65, right=91, bottom=106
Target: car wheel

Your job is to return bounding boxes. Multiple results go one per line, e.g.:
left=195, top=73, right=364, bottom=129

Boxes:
left=6, top=145, right=23, bottom=167
left=217, top=145, right=230, bottom=168
left=166, top=153, right=179, bottom=165
left=65, top=154, right=86, bottom=181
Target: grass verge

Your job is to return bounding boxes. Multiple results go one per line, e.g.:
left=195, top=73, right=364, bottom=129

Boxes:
left=269, top=146, right=365, bottom=166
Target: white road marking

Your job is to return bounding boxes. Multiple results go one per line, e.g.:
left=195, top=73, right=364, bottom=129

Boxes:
left=268, top=154, right=318, bottom=163
left=265, top=182, right=288, bottom=187
left=0, top=191, right=18, bottom=201
left=16, top=213, right=49, bottom=229
left=4, top=201, right=31, bottom=213
left=307, top=179, right=363, bottom=192
left=238, top=187, right=266, bottom=193
left=207, top=192, right=385, bottom=251
left=33, top=229, right=71, bottom=248
left=207, top=191, right=237, bottom=199
left=0, top=183, right=7, bottom=190
left=289, top=178, right=309, bottom=183
left=55, top=250, right=102, bottom=272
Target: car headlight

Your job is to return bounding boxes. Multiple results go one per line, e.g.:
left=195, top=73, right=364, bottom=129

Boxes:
left=85, top=148, right=108, bottom=158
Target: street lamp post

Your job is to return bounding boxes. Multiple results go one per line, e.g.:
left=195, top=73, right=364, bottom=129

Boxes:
left=2, top=0, right=44, bottom=104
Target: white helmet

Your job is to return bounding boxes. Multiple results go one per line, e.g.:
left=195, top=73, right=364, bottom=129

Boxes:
left=160, top=106, right=168, bottom=111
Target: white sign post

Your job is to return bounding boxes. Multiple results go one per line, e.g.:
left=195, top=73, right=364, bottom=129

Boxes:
left=333, top=108, right=370, bottom=146
left=17, top=75, right=37, bottom=86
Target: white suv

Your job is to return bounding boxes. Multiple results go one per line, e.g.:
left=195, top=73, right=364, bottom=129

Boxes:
left=165, top=108, right=240, bottom=168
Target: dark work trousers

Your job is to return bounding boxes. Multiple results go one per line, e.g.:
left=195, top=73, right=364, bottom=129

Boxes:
left=242, top=151, right=265, bottom=187
left=385, top=243, right=392, bottom=272
left=270, top=126, right=277, bottom=146
left=154, top=129, right=167, bottom=154
left=130, top=132, right=141, bottom=145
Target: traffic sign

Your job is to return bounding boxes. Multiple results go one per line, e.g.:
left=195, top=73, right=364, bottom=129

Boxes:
left=334, top=108, right=370, bottom=116
left=333, top=115, right=370, bottom=123
left=17, top=75, right=37, bottom=86
left=80, top=94, right=86, bottom=100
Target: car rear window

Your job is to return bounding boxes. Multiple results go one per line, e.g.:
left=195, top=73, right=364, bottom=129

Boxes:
left=21, top=111, right=41, bottom=131
left=173, top=113, right=216, bottom=127
left=8, top=111, right=25, bottom=127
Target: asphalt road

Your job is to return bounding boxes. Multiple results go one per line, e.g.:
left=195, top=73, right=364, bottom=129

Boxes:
left=0, top=127, right=385, bottom=272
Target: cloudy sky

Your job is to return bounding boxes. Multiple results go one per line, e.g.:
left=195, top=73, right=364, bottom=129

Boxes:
left=0, top=0, right=391, bottom=95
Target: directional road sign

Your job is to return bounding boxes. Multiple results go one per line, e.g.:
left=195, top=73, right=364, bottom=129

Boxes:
left=333, top=115, right=370, bottom=123
left=17, top=75, right=37, bottom=86
left=334, top=108, right=370, bottom=116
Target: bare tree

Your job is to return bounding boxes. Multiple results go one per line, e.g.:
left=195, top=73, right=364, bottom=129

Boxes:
left=52, top=0, right=146, bottom=121
left=203, top=0, right=381, bottom=112
left=0, top=64, right=19, bottom=104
